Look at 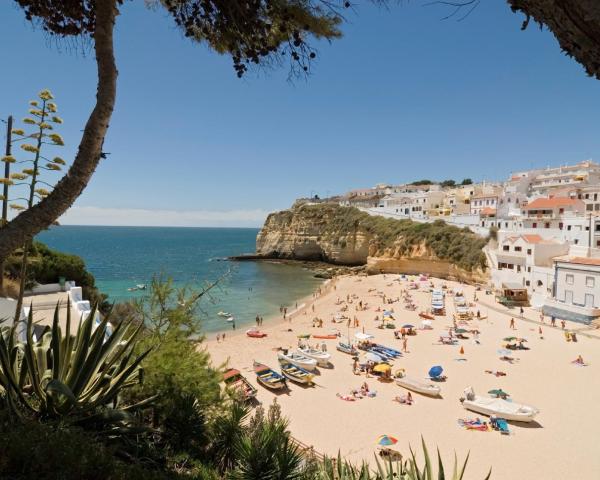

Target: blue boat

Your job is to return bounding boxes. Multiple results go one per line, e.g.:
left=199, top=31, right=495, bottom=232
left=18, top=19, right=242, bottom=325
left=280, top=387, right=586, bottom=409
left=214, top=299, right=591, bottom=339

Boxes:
left=253, top=361, right=287, bottom=390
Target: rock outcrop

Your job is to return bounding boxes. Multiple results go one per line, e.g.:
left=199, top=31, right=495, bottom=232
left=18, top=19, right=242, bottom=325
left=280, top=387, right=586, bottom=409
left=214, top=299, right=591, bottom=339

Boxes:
left=255, top=203, right=490, bottom=283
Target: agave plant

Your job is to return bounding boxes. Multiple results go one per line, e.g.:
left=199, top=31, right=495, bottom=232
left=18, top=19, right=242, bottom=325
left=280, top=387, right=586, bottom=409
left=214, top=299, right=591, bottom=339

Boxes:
left=317, top=438, right=491, bottom=480
left=0, top=302, right=151, bottom=426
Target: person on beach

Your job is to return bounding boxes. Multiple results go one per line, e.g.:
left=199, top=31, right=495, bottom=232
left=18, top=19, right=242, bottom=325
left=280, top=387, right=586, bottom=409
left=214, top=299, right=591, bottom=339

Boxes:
left=222, top=333, right=226, bottom=341
left=256, top=315, right=260, bottom=326
left=353, top=358, right=359, bottom=374
left=561, top=320, right=566, bottom=330
left=572, top=355, right=586, bottom=366
left=551, top=316, right=556, bottom=327
left=519, top=306, right=524, bottom=317
left=402, top=337, right=408, bottom=353
left=216, top=334, right=220, bottom=343
left=232, top=320, right=236, bottom=330
left=539, top=326, right=543, bottom=339
left=509, top=317, right=516, bottom=330
left=321, top=342, right=327, bottom=352
left=540, top=313, right=545, bottom=323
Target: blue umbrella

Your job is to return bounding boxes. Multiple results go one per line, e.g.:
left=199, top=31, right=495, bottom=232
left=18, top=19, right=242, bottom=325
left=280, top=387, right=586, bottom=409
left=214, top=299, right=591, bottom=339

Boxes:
left=428, top=365, right=443, bottom=378
left=402, top=324, right=415, bottom=329
left=383, top=310, right=393, bottom=316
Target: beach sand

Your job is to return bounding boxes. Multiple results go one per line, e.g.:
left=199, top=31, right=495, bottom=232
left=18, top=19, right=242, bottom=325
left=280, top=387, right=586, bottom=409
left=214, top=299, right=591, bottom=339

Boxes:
left=206, top=274, right=600, bottom=479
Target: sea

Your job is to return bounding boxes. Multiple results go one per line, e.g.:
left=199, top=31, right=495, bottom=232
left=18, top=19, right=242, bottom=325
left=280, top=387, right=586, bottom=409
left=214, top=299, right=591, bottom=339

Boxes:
left=37, top=226, right=323, bottom=333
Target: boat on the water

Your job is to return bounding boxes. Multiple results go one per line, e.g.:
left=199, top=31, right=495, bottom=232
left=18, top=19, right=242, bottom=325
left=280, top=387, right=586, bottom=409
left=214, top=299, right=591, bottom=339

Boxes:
left=277, top=350, right=317, bottom=371
left=279, top=361, right=314, bottom=384
left=298, top=347, right=331, bottom=367
left=395, top=375, right=441, bottom=397
left=223, top=368, right=257, bottom=401
left=218, top=311, right=232, bottom=317
left=246, top=328, right=267, bottom=338
left=461, top=387, right=539, bottom=422
left=337, top=342, right=358, bottom=355
left=253, top=362, right=286, bottom=390
left=226, top=316, right=235, bottom=323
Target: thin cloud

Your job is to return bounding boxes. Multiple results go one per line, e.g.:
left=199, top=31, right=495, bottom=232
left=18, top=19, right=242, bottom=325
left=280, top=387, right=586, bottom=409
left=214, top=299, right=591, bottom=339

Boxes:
left=59, top=206, right=269, bottom=227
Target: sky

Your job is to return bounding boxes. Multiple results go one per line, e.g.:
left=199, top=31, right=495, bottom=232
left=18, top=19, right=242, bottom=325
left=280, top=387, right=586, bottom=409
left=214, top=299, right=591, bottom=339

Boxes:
left=1, top=1, right=599, bottom=227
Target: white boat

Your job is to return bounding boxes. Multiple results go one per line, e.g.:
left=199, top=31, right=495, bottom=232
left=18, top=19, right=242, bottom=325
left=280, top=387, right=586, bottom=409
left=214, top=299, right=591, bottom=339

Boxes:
left=297, top=347, right=331, bottom=367
left=337, top=342, right=358, bottom=355
left=461, top=387, right=539, bottom=423
left=395, top=376, right=441, bottom=397
left=218, top=311, right=232, bottom=317
left=277, top=351, right=317, bottom=371
left=226, top=316, right=234, bottom=323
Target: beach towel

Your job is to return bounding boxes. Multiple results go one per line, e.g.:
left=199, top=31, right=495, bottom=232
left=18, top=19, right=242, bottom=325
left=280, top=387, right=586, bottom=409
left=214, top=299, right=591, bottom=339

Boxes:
left=337, top=393, right=356, bottom=401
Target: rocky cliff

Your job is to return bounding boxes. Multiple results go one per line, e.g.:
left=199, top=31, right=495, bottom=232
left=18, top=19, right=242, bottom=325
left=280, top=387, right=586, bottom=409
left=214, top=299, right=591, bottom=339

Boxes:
left=256, top=203, right=490, bottom=282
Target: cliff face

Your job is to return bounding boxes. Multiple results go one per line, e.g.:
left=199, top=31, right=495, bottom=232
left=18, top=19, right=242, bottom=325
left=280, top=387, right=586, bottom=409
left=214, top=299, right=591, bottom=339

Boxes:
left=256, top=203, right=489, bottom=282
left=256, top=206, right=370, bottom=265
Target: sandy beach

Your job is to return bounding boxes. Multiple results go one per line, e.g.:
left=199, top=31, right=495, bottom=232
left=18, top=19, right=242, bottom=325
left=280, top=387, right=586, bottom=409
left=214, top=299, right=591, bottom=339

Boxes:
left=207, top=273, right=600, bottom=479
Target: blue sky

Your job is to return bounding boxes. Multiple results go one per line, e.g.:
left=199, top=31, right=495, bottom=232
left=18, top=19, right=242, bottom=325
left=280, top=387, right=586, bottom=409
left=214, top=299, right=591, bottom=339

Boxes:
left=1, top=1, right=599, bottom=227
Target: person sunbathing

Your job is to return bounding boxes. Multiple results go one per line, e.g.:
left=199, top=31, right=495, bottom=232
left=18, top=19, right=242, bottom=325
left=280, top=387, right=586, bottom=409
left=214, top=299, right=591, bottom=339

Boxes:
left=337, top=393, right=356, bottom=401
left=393, top=392, right=413, bottom=405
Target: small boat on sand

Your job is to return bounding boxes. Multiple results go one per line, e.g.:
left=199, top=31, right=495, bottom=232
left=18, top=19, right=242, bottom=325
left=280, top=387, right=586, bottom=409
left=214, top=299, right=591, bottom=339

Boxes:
left=313, top=334, right=338, bottom=340
left=461, top=387, right=539, bottom=422
left=337, top=342, right=358, bottom=355
left=395, top=376, right=441, bottom=397
left=223, top=368, right=257, bottom=401
left=298, top=347, right=331, bottom=367
left=279, top=361, right=314, bottom=384
left=419, top=312, right=435, bottom=320
left=246, top=328, right=267, bottom=338
left=277, top=350, right=317, bottom=371
left=253, top=362, right=286, bottom=390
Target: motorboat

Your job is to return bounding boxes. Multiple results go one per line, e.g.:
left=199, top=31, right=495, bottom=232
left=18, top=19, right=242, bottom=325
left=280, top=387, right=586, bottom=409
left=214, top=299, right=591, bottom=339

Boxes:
left=277, top=350, right=317, bottom=371
left=395, top=375, right=441, bottom=397
left=337, top=342, right=358, bottom=355
left=253, top=362, right=286, bottom=390
left=313, top=333, right=338, bottom=340
left=246, top=328, right=267, bottom=338
left=298, top=347, right=331, bottom=367
left=279, top=361, right=314, bottom=384
left=222, top=368, right=257, bottom=401
left=218, top=311, right=232, bottom=317
left=226, top=316, right=235, bottom=323
left=461, top=387, right=539, bottom=422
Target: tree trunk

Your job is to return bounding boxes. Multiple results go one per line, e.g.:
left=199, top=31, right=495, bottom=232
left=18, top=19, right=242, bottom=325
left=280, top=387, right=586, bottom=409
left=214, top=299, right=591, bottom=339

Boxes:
left=508, top=0, right=600, bottom=79
left=0, top=0, right=119, bottom=262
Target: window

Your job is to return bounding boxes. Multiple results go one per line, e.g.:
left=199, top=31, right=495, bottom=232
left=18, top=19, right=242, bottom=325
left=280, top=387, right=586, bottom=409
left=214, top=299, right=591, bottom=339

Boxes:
left=559, top=222, right=564, bottom=230
left=503, top=245, right=510, bottom=251
left=545, top=222, right=550, bottom=228
left=566, top=274, right=574, bottom=285
left=587, top=204, right=594, bottom=211
left=525, top=280, right=530, bottom=286
left=514, top=246, right=522, bottom=252
left=595, top=194, right=598, bottom=201
left=586, top=277, right=595, bottom=288
left=527, top=249, right=532, bottom=255
left=567, top=225, right=572, bottom=231
left=527, top=267, right=531, bottom=273
left=559, top=208, right=564, bottom=214
left=537, top=280, right=543, bottom=287
left=517, top=265, right=521, bottom=273
left=533, top=222, right=537, bottom=228
left=585, top=194, right=590, bottom=199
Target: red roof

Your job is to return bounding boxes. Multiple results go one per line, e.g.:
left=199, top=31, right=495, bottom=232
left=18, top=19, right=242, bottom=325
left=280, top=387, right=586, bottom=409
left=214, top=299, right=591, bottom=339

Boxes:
left=506, top=234, right=545, bottom=244
left=561, top=257, right=600, bottom=266
left=480, top=207, right=496, bottom=216
left=523, top=198, right=583, bottom=210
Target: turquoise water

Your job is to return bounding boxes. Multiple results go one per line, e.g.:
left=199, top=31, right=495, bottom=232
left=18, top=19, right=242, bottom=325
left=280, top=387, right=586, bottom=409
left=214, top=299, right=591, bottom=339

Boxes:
left=37, top=226, right=322, bottom=333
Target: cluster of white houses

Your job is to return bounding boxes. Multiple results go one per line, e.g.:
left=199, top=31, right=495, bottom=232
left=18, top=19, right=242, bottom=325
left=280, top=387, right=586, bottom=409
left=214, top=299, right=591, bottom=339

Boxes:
left=338, top=160, right=600, bottom=324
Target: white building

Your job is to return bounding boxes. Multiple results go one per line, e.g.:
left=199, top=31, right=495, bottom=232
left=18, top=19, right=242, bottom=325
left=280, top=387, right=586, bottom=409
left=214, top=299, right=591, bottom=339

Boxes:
left=543, top=256, right=600, bottom=324
left=490, top=234, right=569, bottom=306
left=528, top=160, right=600, bottom=196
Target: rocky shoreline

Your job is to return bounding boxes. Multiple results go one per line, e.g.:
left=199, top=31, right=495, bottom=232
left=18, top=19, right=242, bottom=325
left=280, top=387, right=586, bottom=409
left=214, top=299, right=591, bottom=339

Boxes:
left=228, top=254, right=365, bottom=279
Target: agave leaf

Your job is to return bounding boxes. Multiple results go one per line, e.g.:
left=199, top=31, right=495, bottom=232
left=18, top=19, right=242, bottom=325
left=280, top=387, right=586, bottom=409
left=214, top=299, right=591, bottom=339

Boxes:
left=437, top=448, right=445, bottom=480
left=457, top=451, right=470, bottom=480
left=46, top=378, right=77, bottom=406
left=64, top=309, right=95, bottom=389
left=50, top=301, right=61, bottom=379
left=23, top=307, right=44, bottom=401
left=422, top=436, right=433, bottom=480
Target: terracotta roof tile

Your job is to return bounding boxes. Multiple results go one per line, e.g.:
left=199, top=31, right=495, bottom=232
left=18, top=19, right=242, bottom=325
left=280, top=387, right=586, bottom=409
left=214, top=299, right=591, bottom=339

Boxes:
left=523, top=197, right=584, bottom=209
left=560, top=257, right=600, bottom=266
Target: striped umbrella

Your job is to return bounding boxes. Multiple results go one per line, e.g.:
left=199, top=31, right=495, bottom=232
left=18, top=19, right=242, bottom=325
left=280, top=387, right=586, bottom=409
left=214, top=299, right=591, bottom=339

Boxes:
left=377, top=435, right=398, bottom=446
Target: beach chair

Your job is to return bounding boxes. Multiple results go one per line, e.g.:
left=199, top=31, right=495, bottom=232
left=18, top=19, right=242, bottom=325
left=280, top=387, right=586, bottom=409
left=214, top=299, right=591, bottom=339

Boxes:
left=496, top=418, right=510, bottom=435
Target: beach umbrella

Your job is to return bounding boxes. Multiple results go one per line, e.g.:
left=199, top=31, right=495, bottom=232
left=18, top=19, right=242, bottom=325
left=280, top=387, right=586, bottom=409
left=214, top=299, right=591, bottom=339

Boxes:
left=428, top=365, right=443, bottom=378
left=365, top=352, right=383, bottom=363
left=377, top=435, right=398, bottom=446
left=373, top=364, right=391, bottom=373
left=497, top=349, right=512, bottom=356
left=503, top=337, right=517, bottom=342
left=402, top=324, right=415, bottom=329
left=488, top=388, right=510, bottom=398
left=383, top=310, right=393, bottom=316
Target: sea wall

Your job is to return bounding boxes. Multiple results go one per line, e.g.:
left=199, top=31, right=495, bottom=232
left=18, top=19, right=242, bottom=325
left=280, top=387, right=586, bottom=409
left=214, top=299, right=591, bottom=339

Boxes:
left=255, top=203, right=490, bottom=283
